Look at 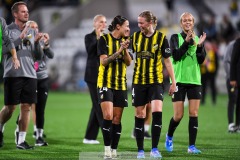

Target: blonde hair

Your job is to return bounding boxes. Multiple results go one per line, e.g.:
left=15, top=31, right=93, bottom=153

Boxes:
left=93, top=14, right=105, bottom=23
left=179, top=12, right=195, bottom=23
left=139, top=10, right=157, bottom=29
left=26, top=20, right=38, bottom=28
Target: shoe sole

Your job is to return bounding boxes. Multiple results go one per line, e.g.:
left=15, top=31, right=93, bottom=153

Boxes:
left=104, top=156, right=112, bottom=160
left=16, top=146, right=34, bottom=150
left=35, top=143, right=48, bottom=146
left=188, top=151, right=201, bottom=154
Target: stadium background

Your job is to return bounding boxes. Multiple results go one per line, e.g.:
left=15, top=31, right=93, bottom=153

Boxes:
left=1, top=0, right=239, bottom=93
left=0, top=0, right=240, bottom=159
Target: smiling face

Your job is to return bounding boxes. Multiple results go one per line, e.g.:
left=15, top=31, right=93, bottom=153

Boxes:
left=14, top=4, right=29, bottom=24
left=138, top=16, right=151, bottom=35
left=119, top=20, right=130, bottom=37
left=94, top=16, right=107, bottom=32
left=29, top=22, right=39, bottom=33
left=180, top=13, right=194, bottom=33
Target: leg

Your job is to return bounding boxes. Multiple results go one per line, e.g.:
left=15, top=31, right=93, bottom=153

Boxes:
left=167, top=101, right=184, bottom=137
left=165, top=101, right=183, bottom=152
left=32, top=105, right=37, bottom=136
left=0, top=105, right=17, bottom=129
left=35, top=78, right=49, bottom=146
left=151, top=100, right=163, bottom=149
left=188, top=99, right=201, bottom=154
left=236, top=87, right=240, bottom=128
left=111, top=107, right=124, bottom=150
left=0, top=105, right=16, bottom=147
left=226, top=79, right=237, bottom=131
left=101, top=101, right=113, bottom=159
left=18, top=103, right=32, bottom=145
left=135, top=105, right=146, bottom=152
left=144, top=103, right=151, bottom=139
left=84, top=83, right=102, bottom=141
left=17, top=78, right=37, bottom=149
left=188, top=99, right=200, bottom=146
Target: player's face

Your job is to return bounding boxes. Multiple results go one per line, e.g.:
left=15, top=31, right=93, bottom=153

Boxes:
left=119, top=20, right=130, bottom=37
left=180, top=14, right=194, bottom=32
left=30, top=22, right=39, bottom=33
left=95, top=17, right=107, bottom=32
left=138, top=16, right=151, bottom=35
left=14, top=5, right=29, bottom=23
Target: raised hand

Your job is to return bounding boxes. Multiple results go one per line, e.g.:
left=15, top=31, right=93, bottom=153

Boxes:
left=198, top=32, right=207, bottom=46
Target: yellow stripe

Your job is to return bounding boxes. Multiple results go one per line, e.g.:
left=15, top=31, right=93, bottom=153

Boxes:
left=115, top=41, right=120, bottom=89
left=107, top=34, right=112, bottom=88
left=137, top=33, right=142, bottom=52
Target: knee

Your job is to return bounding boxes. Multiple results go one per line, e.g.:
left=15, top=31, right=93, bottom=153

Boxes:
left=21, top=103, right=31, bottom=111
left=174, top=113, right=183, bottom=122
left=5, top=105, right=16, bottom=115
left=112, top=115, right=121, bottom=124
left=135, top=110, right=146, bottom=119
left=189, top=112, right=198, bottom=117
left=103, top=113, right=112, bottom=120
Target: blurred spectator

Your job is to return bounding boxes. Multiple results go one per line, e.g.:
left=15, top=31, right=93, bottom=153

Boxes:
left=196, top=14, right=207, bottom=36
left=164, top=0, right=175, bottom=26
left=229, top=0, right=238, bottom=17
left=2, top=0, right=15, bottom=24
left=219, top=14, right=236, bottom=44
left=229, top=27, right=240, bottom=132
left=204, top=16, right=217, bottom=41
left=200, top=41, right=219, bottom=105
left=223, top=35, right=239, bottom=132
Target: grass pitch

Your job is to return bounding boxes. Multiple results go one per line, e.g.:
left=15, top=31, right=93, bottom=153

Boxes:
left=0, top=92, right=239, bottom=159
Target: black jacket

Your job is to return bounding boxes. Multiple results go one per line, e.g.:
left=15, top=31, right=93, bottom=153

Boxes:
left=230, top=37, right=240, bottom=85
left=84, top=30, right=99, bottom=83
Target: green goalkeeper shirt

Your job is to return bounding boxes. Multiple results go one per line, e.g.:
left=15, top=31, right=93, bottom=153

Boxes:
left=170, top=33, right=202, bottom=85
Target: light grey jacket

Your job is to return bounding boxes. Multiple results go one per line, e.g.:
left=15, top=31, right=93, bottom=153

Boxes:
left=2, top=22, right=43, bottom=78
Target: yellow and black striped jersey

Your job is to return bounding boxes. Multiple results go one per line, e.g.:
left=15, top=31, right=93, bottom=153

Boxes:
left=131, top=30, right=171, bottom=85
left=97, top=33, right=129, bottom=90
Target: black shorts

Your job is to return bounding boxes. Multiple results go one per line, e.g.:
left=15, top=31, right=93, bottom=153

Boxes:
left=172, top=83, right=202, bottom=102
left=97, top=87, right=128, bottom=107
left=4, top=77, right=37, bottom=105
left=132, top=83, right=164, bottom=106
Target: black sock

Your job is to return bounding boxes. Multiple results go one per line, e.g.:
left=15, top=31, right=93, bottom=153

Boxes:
left=111, top=123, right=122, bottom=149
left=16, top=115, right=19, bottom=125
left=189, top=117, right=198, bottom=146
left=102, top=119, right=112, bottom=146
left=151, top=112, right=162, bottom=149
left=167, top=117, right=180, bottom=137
left=135, top=116, right=144, bottom=151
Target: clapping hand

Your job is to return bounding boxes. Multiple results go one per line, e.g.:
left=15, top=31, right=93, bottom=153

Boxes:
left=198, top=32, right=207, bottom=47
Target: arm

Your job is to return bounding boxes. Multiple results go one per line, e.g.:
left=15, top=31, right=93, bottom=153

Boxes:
left=164, top=57, right=176, bottom=96
left=100, top=51, right=121, bottom=66
left=43, top=47, right=54, bottom=59
left=223, top=42, right=234, bottom=76
left=122, top=39, right=132, bottom=66
left=42, top=33, right=54, bottom=59
left=85, top=32, right=98, bottom=54
left=196, top=45, right=206, bottom=64
left=98, top=36, right=123, bottom=67
left=196, top=32, right=207, bottom=64
left=1, top=18, right=20, bottom=69
left=162, top=36, right=176, bottom=95
left=34, top=41, right=44, bottom=60
left=170, top=34, right=189, bottom=61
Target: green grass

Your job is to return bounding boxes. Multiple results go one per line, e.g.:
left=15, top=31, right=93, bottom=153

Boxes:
left=0, top=92, right=239, bottom=159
